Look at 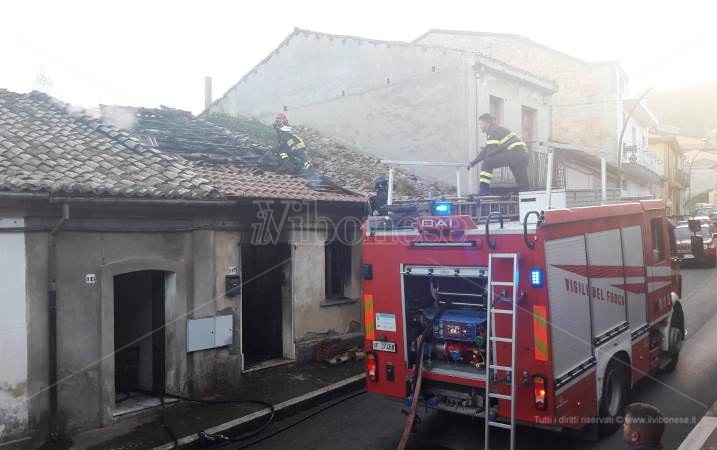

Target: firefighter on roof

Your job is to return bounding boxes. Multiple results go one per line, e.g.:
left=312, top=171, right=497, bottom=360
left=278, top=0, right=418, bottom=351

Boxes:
left=368, top=176, right=389, bottom=216
left=272, top=112, right=313, bottom=173
left=468, top=113, right=530, bottom=195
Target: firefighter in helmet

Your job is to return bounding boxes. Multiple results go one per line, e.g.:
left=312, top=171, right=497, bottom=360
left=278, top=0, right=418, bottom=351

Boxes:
left=272, top=112, right=313, bottom=173
left=368, top=175, right=389, bottom=216
left=468, top=113, right=530, bottom=195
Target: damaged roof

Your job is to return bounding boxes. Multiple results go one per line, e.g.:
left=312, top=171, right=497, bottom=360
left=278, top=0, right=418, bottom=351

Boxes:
left=194, top=165, right=365, bottom=202
left=101, top=105, right=272, bottom=164
left=0, top=90, right=364, bottom=203
left=0, top=90, right=220, bottom=199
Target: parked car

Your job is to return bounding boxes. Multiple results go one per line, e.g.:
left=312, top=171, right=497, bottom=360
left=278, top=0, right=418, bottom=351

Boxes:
left=675, top=223, right=717, bottom=267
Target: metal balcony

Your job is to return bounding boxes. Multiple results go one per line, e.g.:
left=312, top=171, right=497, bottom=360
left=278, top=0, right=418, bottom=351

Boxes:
left=621, top=144, right=663, bottom=178
left=490, top=151, right=565, bottom=189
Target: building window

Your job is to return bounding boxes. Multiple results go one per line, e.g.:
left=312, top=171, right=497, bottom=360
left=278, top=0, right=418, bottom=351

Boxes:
left=521, top=106, right=537, bottom=151
left=650, top=218, right=665, bottom=262
left=489, top=95, right=504, bottom=124
left=325, top=240, right=352, bottom=300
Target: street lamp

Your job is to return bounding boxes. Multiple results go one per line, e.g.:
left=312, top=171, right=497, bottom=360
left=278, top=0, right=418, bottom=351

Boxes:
left=686, top=130, right=717, bottom=213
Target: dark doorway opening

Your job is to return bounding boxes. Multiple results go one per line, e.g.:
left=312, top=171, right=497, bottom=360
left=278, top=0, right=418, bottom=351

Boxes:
left=114, top=270, right=166, bottom=405
left=241, top=243, right=291, bottom=368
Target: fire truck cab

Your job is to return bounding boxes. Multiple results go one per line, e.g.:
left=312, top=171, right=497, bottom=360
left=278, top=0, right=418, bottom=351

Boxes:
left=362, top=195, right=684, bottom=442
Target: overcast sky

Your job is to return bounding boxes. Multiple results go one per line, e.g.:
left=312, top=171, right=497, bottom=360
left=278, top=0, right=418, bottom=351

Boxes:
left=2, top=0, right=715, bottom=114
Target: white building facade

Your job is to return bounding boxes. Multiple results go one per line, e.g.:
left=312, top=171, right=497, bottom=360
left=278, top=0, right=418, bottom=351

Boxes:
left=209, top=28, right=556, bottom=193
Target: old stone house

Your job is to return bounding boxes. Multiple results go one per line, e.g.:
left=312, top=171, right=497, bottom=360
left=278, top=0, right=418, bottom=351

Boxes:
left=0, top=89, right=365, bottom=442
left=207, top=28, right=557, bottom=193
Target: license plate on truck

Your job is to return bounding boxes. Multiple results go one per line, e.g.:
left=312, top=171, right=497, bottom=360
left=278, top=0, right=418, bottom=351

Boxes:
left=372, top=341, right=396, bottom=352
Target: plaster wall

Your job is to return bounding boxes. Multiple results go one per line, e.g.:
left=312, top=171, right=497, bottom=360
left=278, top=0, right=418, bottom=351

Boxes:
left=289, top=229, right=362, bottom=349
left=0, top=231, right=28, bottom=441
left=23, top=230, right=192, bottom=432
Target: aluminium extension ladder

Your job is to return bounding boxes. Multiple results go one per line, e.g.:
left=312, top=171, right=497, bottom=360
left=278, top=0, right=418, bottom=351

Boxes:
left=484, top=253, right=520, bottom=450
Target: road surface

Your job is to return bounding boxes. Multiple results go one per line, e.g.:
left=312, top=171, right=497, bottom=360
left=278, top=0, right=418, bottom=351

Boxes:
left=224, top=264, right=717, bottom=450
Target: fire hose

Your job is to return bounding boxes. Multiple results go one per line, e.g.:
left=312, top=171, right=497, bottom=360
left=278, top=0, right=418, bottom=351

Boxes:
left=396, top=332, right=428, bottom=450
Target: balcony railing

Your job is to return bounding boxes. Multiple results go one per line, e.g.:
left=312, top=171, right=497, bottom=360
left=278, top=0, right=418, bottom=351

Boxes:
left=490, top=150, right=565, bottom=189
left=622, top=144, right=663, bottom=177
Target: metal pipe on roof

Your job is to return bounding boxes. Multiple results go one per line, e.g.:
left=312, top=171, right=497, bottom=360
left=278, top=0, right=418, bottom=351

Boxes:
left=204, top=76, right=213, bottom=109
left=0, top=193, right=362, bottom=207
left=601, top=157, right=608, bottom=205
left=47, top=197, right=239, bottom=206
left=48, top=203, right=69, bottom=441
left=0, top=192, right=50, bottom=200
left=380, top=159, right=465, bottom=168
left=0, top=192, right=239, bottom=206
left=455, top=168, right=462, bottom=198
left=545, top=148, right=554, bottom=210
left=388, top=167, right=395, bottom=205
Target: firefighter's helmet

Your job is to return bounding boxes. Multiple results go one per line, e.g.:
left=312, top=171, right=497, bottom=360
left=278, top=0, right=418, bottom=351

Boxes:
left=374, top=176, right=388, bottom=191
left=273, top=112, right=289, bottom=130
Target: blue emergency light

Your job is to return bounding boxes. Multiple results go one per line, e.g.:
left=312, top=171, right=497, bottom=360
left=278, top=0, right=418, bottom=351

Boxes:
left=432, top=201, right=452, bottom=216
left=530, top=268, right=544, bottom=288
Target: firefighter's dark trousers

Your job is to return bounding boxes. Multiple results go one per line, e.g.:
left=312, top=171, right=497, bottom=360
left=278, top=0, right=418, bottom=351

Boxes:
left=478, top=149, right=530, bottom=195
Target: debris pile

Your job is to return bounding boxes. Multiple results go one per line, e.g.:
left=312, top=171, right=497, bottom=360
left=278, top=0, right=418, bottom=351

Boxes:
left=293, top=126, right=435, bottom=197
left=203, top=113, right=436, bottom=197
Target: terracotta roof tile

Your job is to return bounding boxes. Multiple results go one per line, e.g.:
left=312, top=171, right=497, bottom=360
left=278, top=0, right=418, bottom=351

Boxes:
left=0, top=90, right=221, bottom=199
left=0, top=90, right=365, bottom=203
left=195, top=165, right=365, bottom=203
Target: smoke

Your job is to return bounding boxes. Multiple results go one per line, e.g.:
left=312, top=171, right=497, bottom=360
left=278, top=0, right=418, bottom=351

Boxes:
left=101, top=105, right=137, bottom=130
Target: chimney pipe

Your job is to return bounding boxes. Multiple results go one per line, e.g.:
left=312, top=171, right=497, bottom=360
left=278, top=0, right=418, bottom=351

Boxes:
left=204, top=76, right=212, bottom=109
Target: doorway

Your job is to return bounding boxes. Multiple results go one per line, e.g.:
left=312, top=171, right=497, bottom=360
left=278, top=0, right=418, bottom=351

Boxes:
left=241, top=243, right=291, bottom=369
left=113, top=270, right=166, bottom=411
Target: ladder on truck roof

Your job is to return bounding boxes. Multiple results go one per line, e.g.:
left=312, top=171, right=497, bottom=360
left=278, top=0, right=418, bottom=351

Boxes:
left=485, top=253, right=520, bottom=450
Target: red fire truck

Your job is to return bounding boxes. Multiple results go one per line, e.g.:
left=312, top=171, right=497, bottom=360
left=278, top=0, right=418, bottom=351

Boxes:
left=361, top=198, right=684, bottom=448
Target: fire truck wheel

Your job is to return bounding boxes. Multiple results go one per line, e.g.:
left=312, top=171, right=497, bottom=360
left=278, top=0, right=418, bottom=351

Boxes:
left=598, top=359, right=629, bottom=436
left=662, top=316, right=684, bottom=373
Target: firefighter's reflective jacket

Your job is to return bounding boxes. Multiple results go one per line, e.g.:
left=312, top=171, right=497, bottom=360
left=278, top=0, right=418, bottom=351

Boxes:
left=276, top=128, right=312, bottom=170
left=483, top=125, right=527, bottom=155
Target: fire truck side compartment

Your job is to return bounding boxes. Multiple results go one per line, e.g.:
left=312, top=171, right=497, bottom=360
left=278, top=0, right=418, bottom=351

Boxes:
left=544, top=236, right=594, bottom=381
left=402, top=267, right=488, bottom=379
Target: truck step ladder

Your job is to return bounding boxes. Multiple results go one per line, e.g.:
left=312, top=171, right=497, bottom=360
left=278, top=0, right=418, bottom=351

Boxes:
left=485, top=253, right=520, bottom=450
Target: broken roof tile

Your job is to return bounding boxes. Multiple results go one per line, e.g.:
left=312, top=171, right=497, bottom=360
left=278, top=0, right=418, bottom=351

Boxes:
left=0, top=90, right=222, bottom=200
left=0, top=90, right=365, bottom=203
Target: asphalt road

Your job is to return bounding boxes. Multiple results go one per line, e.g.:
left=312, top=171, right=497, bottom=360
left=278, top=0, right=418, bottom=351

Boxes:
left=232, top=264, right=717, bottom=450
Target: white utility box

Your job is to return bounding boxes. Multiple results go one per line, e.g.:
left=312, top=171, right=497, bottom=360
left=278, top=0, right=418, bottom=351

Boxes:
left=519, top=189, right=622, bottom=224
